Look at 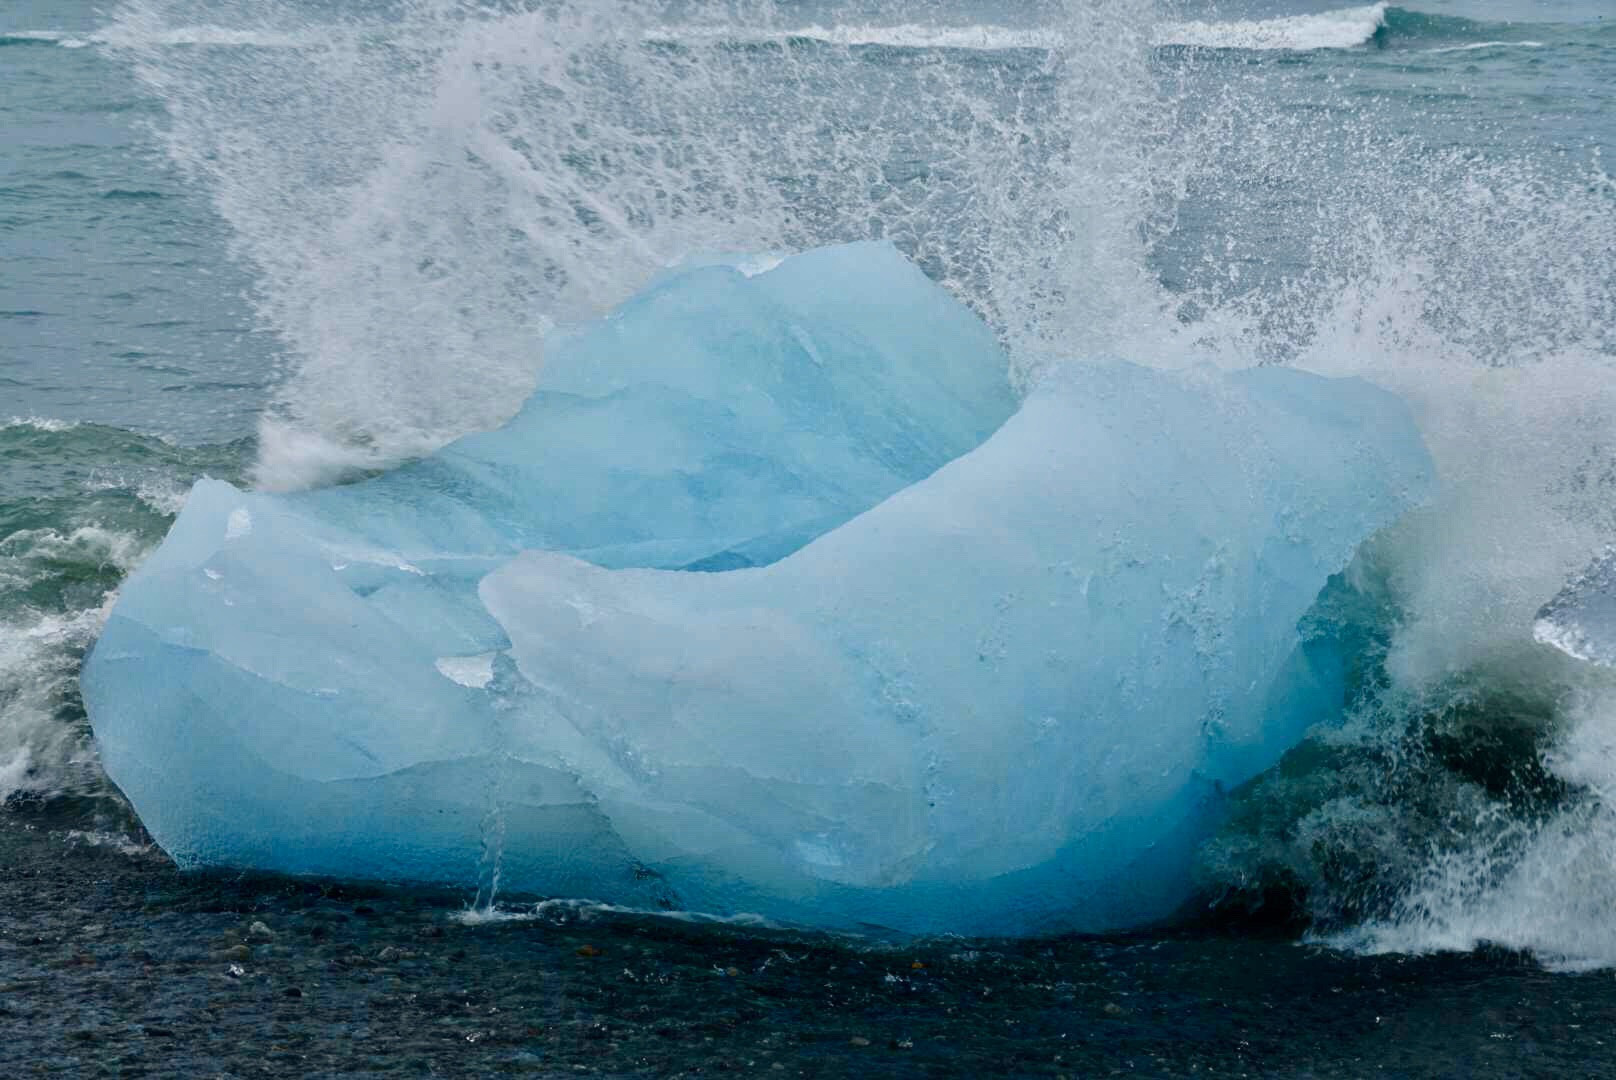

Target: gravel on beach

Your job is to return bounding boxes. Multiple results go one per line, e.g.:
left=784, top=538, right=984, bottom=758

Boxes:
left=3, top=810, right=1614, bottom=1079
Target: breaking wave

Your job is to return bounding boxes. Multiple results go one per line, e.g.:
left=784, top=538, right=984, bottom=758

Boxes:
left=0, top=422, right=248, bottom=807
left=1160, top=3, right=1387, bottom=51
left=24, top=4, right=1577, bottom=59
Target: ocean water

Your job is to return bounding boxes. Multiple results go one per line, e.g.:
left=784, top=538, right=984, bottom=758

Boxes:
left=3, top=0, right=1615, bottom=967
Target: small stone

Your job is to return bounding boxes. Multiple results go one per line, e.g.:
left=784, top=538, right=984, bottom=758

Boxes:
left=418, top=926, right=445, bottom=939
left=576, top=945, right=602, bottom=958
left=771, top=1064, right=786, bottom=1072
left=725, top=967, right=741, bottom=978
left=80, top=925, right=105, bottom=938
left=247, top=921, right=275, bottom=942
left=377, top=946, right=405, bottom=962
left=282, top=987, right=304, bottom=999
left=223, top=944, right=252, bottom=962
left=1103, top=1003, right=1124, bottom=1017
left=849, top=1036, right=871, bottom=1048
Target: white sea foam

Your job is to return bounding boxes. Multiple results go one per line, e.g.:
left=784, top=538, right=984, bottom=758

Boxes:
left=0, top=519, right=153, bottom=801
left=63, top=828, right=158, bottom=857
left=647, top=5, right=1391, bottom=55
left=0, top=600, right=119, bottom=801
left=15, top=5, right=1397, bottom=57
left=644, top=22, right=1063, bottom=51
left=2, top=416, right=80, bottom=433
left=1424, top=40, right=1546, bottom=55
left=1158, top=3, right=1387, bottom=51
left=83, top=474, right=191, bottom=517
left=2, top=26, right=307, bottom=49
left=89, top=24, right=314, bottom=49
left=1326, top=685, right=1616, bottom=972
left=453, top=897, right=782, bottom=930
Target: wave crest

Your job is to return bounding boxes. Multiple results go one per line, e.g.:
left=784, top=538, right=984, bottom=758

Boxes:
left=1158, top=3, right=1387, bottom=51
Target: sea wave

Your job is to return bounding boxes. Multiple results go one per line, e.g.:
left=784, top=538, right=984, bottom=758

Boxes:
left=2, top=416, right=81, bottom=433
left=648, top=8, right=1392, bottom=54
left=25, top=5, right=1574, bottom=59
left=0, top=30, right=72, bottom=46
left=643, top=23, right=1062, bottom=51
left=92, top=25, right=312, bottom=48
left=1423, top=40, right=1546, bottom=55
left=1159, top=3, right=1387, bottom=51
left=0, top=422, right=250, bottom=803
left=4, top=25, right=314, bottom=50
left=0, top=30, right=90, bottom=49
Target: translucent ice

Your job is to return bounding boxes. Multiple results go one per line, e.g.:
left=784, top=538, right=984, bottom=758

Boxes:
left=1535, top=548, right=1616, bottom=667
left=482, top=362, right=1433, bottom=933
left=82, top=244, right=1433, bottom=935
left=294, top=241, right=1017, bottom=573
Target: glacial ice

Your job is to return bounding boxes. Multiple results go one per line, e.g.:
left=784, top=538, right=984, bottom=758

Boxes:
left=294, top=241, right=1018, bottom=573
left=1536, top=548, right=1616, bottom=667
left=82, top=242, right=1434, bottom=935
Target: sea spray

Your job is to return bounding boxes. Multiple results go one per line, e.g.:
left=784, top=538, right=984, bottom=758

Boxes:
left=106, top=0, right=1182, bottom=487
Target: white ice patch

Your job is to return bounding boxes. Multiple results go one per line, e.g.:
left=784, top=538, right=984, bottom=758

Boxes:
left=225, top=508, right=253, bottom=540
left=434, top=653, right=496, bottom=689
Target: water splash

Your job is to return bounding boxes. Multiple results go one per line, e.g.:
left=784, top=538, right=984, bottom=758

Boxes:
left=98, top=0, right=1616, bottom=963
left=108, top=0, right=1184, bottom=489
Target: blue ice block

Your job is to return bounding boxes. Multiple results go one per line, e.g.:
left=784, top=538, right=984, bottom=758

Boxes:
left=82, top=244, right=1432, bottom=935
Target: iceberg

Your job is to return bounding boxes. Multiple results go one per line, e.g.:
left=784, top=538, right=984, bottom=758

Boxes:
left=82, top=242, right=1434, bottom=935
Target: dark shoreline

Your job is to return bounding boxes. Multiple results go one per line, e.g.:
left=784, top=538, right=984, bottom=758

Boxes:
left=2, top=813, right=1612, bottom=1078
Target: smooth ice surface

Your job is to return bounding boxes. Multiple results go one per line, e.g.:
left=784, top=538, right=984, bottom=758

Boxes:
left=82, top=241, right=1018, bottom=906
left=483, top=362, right=1433, bottom=933
left=83, top=244, right=1433, bottom=935
left=293, top=240, right=1017, bottom=574
left=1535, top=548, right=1616, bottom=666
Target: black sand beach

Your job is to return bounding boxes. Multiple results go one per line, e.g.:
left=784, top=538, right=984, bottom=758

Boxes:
left=4, top=808, right=1612, bottom=1078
